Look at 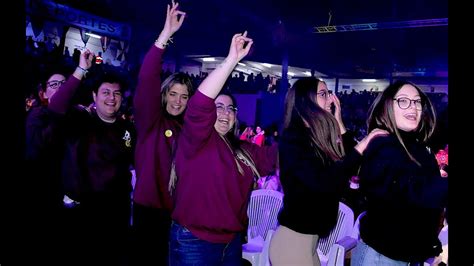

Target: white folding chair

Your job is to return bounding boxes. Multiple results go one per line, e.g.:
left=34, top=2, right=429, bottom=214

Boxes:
left=259, top=229, right=275, bottom=266
left=318, top=202, right=356, bottom=266
left=350, top=211, right=366, bottom=240
left=242, top=189, right=284, bottom=266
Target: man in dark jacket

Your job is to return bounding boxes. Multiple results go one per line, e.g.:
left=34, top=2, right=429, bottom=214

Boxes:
left=48, top=50, right=135, bottom=265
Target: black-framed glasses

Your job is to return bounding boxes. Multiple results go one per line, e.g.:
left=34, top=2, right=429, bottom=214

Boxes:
left=216, top=104, right=238, bottom=114
left=47, top=80, right=66, bottom=88
left=316, top=90, right=332, bottom=98
left=393, top=97, right=423, bottom=110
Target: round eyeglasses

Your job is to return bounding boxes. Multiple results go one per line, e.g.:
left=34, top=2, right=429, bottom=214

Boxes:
left=216, top=104, right=238, bottom=114
left=316, top=90, right=332, bottom=98
left=47, top=80, right=66, bottom=88
left=393, top=97, right=423, bottom=110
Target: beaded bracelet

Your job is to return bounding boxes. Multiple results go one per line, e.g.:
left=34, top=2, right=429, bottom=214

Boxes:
left=77, top=66, right=89, bottom=75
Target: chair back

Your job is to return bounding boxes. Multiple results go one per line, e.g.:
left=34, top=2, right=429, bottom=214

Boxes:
left=317, top=202, right=355, bottom=259
left=247, top=189, right=284, bottom=243
left=351, top=211, right=366, bottom=240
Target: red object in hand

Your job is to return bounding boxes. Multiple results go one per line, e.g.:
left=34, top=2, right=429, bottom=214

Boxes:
left=435, top=149, right=448, bottom=166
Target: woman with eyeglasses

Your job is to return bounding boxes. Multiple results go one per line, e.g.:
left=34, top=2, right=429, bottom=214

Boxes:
left=40, top=76, right=67, bottom=105
left=168, top=32, right=277, bottom=265
left=351, top=80, right=448, bottom=265
left=25, top=69, right=68, bottom=263
left=269, top=77, right=387, bottom=266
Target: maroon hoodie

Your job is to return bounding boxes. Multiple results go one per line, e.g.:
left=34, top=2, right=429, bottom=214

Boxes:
left=172, top=90, right=277, bottom=243
left=133, top=45, right=180, bottom=210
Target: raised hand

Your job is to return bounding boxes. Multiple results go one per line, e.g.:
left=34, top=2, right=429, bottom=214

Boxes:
left=330, top=93, right=342, bottom=121
left=195, top=31, right=254, bottom=99
left=73, top=49, right=94, bottom=79
left=329, top=93, right=346, bottom=134
left=227, top=31, right=253, bottom=63
left=162, top=0, right=186, bottom=38
left=79, top=49, right=94, bottom=70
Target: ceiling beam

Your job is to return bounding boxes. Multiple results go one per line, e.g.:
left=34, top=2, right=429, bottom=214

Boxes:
left=314, top=18, right=448, bottom=33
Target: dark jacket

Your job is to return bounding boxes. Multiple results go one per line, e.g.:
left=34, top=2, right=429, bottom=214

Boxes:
left=277, top=116, right=362, bottom=237
left=25, top=106, right=65, bottom=211
left=49, top=76, right=135, bottom=205
left=358, top=131, right=447, bottom=262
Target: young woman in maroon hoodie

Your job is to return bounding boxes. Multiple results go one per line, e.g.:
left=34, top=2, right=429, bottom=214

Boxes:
left=132, top=1, right=194, bottom=265
left=169, top=32, right=277, bottom=265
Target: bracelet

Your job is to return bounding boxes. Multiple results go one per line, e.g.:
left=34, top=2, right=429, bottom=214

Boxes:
left=155, top=36, right=174, bottom=48
left=77, top=66, right=89, bottom=75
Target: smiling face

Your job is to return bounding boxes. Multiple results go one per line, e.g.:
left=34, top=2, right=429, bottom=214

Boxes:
left=393, top=84, right=422, bottom=132
left=165, top=83, right=189, bottom=116
left=93, top=82, right=122, bottom=122
left=214, top=95, right=237, bottom=135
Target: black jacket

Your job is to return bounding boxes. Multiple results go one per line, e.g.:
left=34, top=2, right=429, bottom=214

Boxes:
left=278, top=116, right=361, bottom=237
left=59, top=107, right=135, bottom=204
left=359, top=131, right=447, bottom=262
left=25, top=106, right=65, bottom=210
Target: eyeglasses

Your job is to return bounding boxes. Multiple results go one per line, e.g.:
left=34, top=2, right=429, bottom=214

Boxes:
left=316, top=90, right=332, bottom=98
left=47, top=80, right=66, bottom=88
left=393, top=97, right=423, bottom=110
left=216, top=104, right=238, bottom=114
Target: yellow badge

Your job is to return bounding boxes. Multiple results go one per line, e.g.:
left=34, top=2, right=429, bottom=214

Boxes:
left=165, top=129, right=173, bottom=138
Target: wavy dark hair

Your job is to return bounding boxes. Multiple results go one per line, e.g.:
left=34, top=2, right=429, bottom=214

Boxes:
left=283, top=77, right=344, bottom=164
left=367, top=80, right=437, bottom=165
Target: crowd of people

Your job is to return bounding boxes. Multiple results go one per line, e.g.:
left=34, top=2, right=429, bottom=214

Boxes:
left=25, top=1, right=448, bottom=265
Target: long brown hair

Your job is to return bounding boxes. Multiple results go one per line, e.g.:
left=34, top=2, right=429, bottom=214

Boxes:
left=367, top=80, right=437, bottom=165
left=283, top=77, right=344, bottom=163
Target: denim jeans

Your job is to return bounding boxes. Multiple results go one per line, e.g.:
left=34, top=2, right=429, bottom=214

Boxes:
left=351, top=240, right=414, bottom=266
left=169, top=221, right=242, bottom=266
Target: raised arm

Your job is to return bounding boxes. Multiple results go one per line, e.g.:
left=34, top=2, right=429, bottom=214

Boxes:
left=354, top=128, right=388, bottom=155
left=179, top=32, right=253, bottom=155
left=156, top=0, right=186, bottom=50
left=279, top=138, right=362, bottom=195
left=134, top=1, right=186, bottom=134
left=197, top=32, right=253, bottom=99
left=48, top=50, right=93, bottom=114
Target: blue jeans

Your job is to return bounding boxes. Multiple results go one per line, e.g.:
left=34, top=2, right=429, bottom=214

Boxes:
left=169, top=221, right=242, bottom=266
left=351, top=240, right=414, bottom=266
